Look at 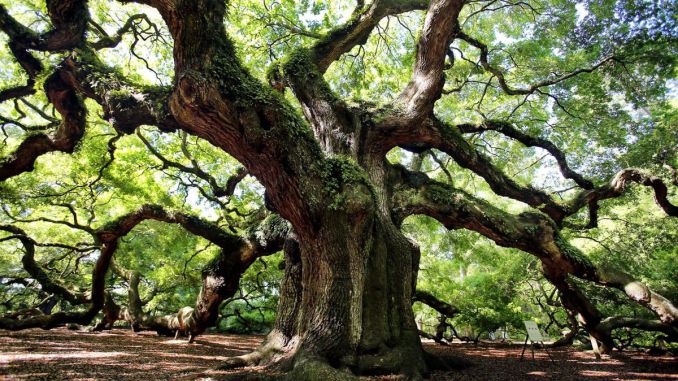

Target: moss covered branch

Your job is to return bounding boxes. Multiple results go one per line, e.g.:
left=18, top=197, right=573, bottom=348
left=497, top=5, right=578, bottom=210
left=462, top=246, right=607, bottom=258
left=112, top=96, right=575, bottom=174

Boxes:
left=391, top=165, right=678, bottom=336
left=309, top=0, right=430, bottom=73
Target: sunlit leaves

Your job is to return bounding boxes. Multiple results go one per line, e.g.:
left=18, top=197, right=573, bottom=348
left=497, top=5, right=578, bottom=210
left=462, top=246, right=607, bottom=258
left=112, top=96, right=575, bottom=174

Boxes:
left=0, top=0, right=675, bottom=339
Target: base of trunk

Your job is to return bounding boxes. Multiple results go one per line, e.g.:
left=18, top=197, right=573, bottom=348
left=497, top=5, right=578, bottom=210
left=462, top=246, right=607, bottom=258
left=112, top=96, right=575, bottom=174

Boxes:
left=216, top=329, right=469, bottom=380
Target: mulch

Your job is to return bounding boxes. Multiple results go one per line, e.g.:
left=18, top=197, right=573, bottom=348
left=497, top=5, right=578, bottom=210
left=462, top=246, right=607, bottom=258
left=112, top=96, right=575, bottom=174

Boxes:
left=0, top=328, right=676, bottom=380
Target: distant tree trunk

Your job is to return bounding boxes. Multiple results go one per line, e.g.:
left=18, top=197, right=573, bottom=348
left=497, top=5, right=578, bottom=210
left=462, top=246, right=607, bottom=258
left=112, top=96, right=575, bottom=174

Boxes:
left=37, top=296, right=58, bottom=315
left=435, top=316, right=447, bottom=343
left=548, top=309, right=579, bottom=348
left=125, top=270, right=143, bottom=331
left=92, top=293, right=121, bottom=331
left=137, top=215, right=289, bottom=340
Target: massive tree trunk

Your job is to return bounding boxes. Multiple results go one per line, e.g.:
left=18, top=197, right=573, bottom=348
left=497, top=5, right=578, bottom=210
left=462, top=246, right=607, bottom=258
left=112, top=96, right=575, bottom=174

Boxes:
left=292, top=216, right=424, bottom=377
left=224, top=167, right=429, bottom=378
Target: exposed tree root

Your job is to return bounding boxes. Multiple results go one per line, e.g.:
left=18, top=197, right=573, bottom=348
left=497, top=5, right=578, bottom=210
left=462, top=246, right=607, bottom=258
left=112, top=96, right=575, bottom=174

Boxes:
left=216, top=330, right=293, bottom=370
left=352, top=344, right=426, bottom=378
left=215, top=331, right=468, bottom=380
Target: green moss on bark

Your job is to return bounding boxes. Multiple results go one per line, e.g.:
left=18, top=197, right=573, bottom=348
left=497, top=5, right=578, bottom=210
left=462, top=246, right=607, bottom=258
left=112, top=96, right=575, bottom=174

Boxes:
left=315, top=155, right=372, bottom=210
left=555, top=235, right=593, bottom=269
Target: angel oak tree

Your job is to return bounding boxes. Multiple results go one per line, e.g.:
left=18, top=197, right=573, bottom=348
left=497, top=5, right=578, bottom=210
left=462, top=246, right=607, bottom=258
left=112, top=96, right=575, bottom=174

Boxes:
left=0, top=0, right=677, bottom=379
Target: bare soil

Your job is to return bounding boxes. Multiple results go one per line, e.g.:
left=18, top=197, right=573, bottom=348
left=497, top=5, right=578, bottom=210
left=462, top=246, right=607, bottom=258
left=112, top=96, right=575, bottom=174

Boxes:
left=0, top=328, right=676, bottom=380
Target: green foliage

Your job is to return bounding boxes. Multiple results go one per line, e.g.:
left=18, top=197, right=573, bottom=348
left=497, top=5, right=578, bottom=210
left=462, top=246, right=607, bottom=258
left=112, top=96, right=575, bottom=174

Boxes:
left=406, top=217, right=533, bottom=338
left=218, top=254, right=283, bottom=333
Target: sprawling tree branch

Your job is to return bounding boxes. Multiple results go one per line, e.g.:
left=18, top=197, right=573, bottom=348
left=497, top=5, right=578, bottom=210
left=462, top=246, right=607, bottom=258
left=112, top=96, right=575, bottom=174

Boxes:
left=131, top=1, right=333, bottom=231
left=390, top=165, right=678, bottom=329
left=187, top=214, right=289, bottom=338
left=0, top=1, right=88, bottom=52
left=0, top=205, right=242, bottom=330
left=0, top=225, right=88, bottom=305
left=413, top=290, right=459, bottom=318
left=544, top=275, right=617, bottom=351
left=0, top=1, right=182, bottom=180
left=598, top=316, right=678, bottom=342
left=309, top=0, right=429, bottom=73
left=115, top=212, right=290, bottom=340
left=456, top=31, right=617, bottom=96
left=0, top=0, right=88, bottom=104
left=137, top=130, right=248, bottom=198
left=0, top=39, right=42, bottom=103
left=59, top=51, right=179, bottom=133
left=0, top=1, right=92, bottom=180
left=91, top=14, right=160, bottom=50
left=271, top=0, right=443, bottom=156
left=396, top=0, right=463, bottom=119
left=382, top=114, right=677, bottom=228
left=0, top=203, right=290, bottom=336
left=394, top=117, right=570, bottom=221
left=457, top=119, right=594, bottom=189
left=567, top=168, right=678, bottom=220
left=0, top=238, right=115, bottom=330
left=96, top=205, right=241, bottom=247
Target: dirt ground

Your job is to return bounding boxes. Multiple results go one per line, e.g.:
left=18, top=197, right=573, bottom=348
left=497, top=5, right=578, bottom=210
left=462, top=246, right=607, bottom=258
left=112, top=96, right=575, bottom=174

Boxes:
left=0, top=328, right=676, bottom=380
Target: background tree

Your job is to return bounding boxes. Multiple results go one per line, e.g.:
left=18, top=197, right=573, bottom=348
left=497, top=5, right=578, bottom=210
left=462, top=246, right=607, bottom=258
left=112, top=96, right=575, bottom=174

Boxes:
left=0, top=0, right=676, bottom=379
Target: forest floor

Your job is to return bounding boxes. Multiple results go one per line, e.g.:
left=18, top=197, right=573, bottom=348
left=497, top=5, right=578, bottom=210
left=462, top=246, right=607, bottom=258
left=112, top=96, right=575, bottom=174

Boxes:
left=0, top=328, right=676, bottom=380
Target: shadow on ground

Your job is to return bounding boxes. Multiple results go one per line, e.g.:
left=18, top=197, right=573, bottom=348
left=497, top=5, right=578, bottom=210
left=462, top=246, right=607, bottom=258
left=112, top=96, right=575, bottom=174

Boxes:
left=425, top=341, right=678, bottom=381
left=0, top=329, right=676, bottom=380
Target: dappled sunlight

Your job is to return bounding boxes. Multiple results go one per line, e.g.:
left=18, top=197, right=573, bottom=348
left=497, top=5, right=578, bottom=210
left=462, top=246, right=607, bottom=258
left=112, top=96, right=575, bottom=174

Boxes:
left=580, top=370, right=678, bottom=380
left=1, top=329, right=677, bottom=380
left=624, top=372, right=678, bottom=380
left=0, top=328, right=265, bottom=380
left=423, top=342, right=678, bottom=381
left=159, top=339, right=202, bottom=345
left=202, top=365, right=285, bottom=380
left=4, top=372, right=51, bottom=378
left=0, top=351, right=127, bottom=363
left=579, top=370, right=624, bottom=377
left=147, top=351, right=231, bottom=361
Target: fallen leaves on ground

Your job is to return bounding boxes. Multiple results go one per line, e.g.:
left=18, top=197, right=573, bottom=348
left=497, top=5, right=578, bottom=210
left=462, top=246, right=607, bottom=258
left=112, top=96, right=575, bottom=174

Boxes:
left=0, top=329, right=676, bottom=380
